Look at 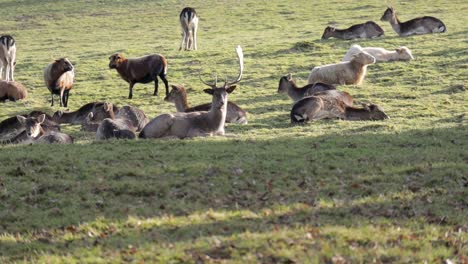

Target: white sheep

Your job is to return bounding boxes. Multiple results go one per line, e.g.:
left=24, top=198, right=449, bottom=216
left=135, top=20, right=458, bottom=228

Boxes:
left=308, top=51, right=376, bottom=85
left=343, top=44, right=414, bottom=62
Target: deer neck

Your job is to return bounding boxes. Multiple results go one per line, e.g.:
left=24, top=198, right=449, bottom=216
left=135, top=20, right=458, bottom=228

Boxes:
left=388, top=14, right=401, bottom=33
left=175, top=91, right=190, bottom=112
left=332, top=29, right=348, bottom=38
left=208, top=97, right=228, bottom=131
left=344, top=107, right=372, bottom=120
left=287, top=82, right=305, bottom=101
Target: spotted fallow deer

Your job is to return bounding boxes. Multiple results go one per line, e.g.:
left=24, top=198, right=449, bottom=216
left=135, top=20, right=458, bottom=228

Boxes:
left=13, top=114, right=73, bottom=144
left=139, top=46, right=244, bottom=139
left=380, top=7, right=446, bottom=36
left=179, top=7, right=199, bottom=51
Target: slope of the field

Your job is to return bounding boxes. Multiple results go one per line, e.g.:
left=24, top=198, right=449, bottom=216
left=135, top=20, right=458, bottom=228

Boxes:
left=0, top=0, right=466, bottom=262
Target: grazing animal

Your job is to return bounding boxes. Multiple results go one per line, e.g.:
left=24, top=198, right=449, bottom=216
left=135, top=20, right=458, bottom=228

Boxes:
left=0, top=111, right=59, bottom=142
left=0, top=80, right=27, bottom=101
left=342, top=44, right=414, bottom=62
left=12, top=114, right=72, bottom=144
left=139, top=46, right=243, bottom=139
left=94, top=105, right=148, bottom=139
left=165, top=84, right=248, bottom=124
left=44, top=58, right=74, bottom=107
left=108, top=53, right=169, bottom=99
left=179, top=7, right=199, bottom=51
left=53, top=102, right=117, bottom=125
left=278, top=73, right=336, bottom=102
left=321, top=21, right=384, bottom=40
left=290, top=95, right=388, bottom=124
left=307, top=51, right=376, bottom=85
left=0, top=35, right=16, bottom=81
left=380, top=7, right=446, bottom=36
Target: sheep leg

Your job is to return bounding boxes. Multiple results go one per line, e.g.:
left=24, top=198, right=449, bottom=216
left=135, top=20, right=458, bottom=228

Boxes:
left=60, top=88, right=65, bottom=107
left=128, top=82, right=135, bottom=99
left=64, top=90, right=70, bottom=107
left=50, top=93, right=54, bottom=107
left=159, top=73, right=169, bottom=96
left=153, top=78, right=159, bottom=96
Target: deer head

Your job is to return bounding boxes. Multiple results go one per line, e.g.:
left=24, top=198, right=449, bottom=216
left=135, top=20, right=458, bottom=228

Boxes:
left=381, top=7, right=395, bottom=21
left=17, top=114, right=46, bottom=138
left=199, top=45, right=244, bottom=110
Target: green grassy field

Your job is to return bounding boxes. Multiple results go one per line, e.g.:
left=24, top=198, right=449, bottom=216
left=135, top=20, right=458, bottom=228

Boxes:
left=0, top=0, right=467, bottom=262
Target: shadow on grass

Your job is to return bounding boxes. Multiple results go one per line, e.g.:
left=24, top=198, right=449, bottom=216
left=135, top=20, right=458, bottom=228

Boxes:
left=0, top=126, right=466, bottom=260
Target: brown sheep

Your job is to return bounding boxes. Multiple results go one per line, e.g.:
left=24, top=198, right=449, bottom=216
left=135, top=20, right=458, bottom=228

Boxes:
left=44, top=58, right=74, bottom=107
left=109, top=53, right=169, bottom=99
left=0, top=80, right=27, bottom=101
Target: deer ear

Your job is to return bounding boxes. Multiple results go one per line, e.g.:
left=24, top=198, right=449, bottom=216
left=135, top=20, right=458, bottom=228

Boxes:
left=226, top=85, right=237, bottom=94
left=203, top=89, right=214, bottom=95
left=38, top=114, right=46, bottom=124
left=170, top=84, right=179, bottom=91
left=287, top=73, right=292, bottom=81
left=17, top=115, right=26, bottom=124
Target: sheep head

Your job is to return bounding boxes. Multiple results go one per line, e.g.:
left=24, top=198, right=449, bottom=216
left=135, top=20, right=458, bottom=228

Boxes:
left=109, top=53, right=126, bottom=69
left=352, top=52, right=376, bottom=65
left=396, top=46, right=414, bottom=60
left=54, top=58, right=74, bottom=73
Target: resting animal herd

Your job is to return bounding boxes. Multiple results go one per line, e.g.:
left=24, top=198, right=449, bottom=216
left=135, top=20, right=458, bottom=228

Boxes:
left=0, top=5, right=448, bottom=144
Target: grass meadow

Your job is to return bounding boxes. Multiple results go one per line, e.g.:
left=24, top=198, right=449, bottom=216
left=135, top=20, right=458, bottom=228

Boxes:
left=0, top=0, right=467, bottom=262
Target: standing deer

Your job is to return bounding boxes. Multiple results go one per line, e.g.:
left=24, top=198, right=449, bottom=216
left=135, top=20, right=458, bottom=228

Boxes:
left=0, top=35, right=16, bottom=81
left=179, top=7, right=199, bottom=51
left=380, top=7, right=446, bottom=36
left=140, top=46, right=243, bottom=139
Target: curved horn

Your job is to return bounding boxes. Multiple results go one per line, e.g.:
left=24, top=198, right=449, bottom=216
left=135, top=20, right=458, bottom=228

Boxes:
left=226, top=45, right=244, bottom=86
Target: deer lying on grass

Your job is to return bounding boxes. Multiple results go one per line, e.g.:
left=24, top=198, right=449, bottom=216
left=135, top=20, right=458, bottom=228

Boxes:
left=2, top=114, right=73, bottom=144
left=0, top=35, right=16, bottom=81
left=94, top=105, right=148, bottom=139
left=321, top=21, right=384, bottom=40
left=165, top=84, right=248, bottom=124
left=179, top=7, right=199, bottom=51
left=139, top=46, right=244, bottom=139
left=290, top=93, right=388, bottom=124
left=278, top=73, right=336, bottom=102
left=53, top=102, right=118, bottom=126
left=0, top=111, right=60, bottom=142
left=380, top=7, right=446, bottom=36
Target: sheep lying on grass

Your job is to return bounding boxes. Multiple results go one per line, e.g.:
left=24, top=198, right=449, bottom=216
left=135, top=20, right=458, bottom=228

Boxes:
left=0, top=80, right=27, bottom=102
left=308, top=51, right=376, bottom=85
left=343, top=44, right=414, bottom=62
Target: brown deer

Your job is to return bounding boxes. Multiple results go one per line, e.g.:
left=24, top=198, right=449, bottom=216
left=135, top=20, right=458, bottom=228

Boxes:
left=139, top=46, right=243, bottom=139
left=278, top=73, right=336, bottom=102
left=0, top=111, right=60, bottom=143
left=165, top=84, right=248, bottom=124
left=94, top=105, right=148, bottom=139
left=179, top=7, right=199, bottom=51
left=14, top=114, right=73, bottom=144
left=52, top=102, right=117, bottom=125
left=290, top=94, right=388, bottom=124
left=321, top=21, right=384, bottom=40
left=380, top=7, right=446, bottom=36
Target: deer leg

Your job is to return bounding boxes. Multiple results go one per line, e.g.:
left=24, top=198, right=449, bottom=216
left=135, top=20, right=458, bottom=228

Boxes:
left=128, top=82, right=135, bottom=99
left=159, top=73, right=169, bottom=96
left=5, top=63, right=10, bottom=81
left=9, top=61, right=14, bottom=82
left=179, top=30, right=186, bottom=51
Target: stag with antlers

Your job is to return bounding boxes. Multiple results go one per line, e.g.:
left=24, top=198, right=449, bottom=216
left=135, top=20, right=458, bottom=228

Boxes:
left=139, top=46, right=244, bottom=139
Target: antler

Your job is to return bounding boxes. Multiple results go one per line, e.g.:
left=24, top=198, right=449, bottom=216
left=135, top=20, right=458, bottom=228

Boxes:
left=199, top=71, right=218, bottom=88
left=226, top=45, right=244, bottom=86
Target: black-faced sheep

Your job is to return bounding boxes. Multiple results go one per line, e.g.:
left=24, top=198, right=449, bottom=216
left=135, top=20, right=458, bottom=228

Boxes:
left=108, top=53, right=169, bottom=99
